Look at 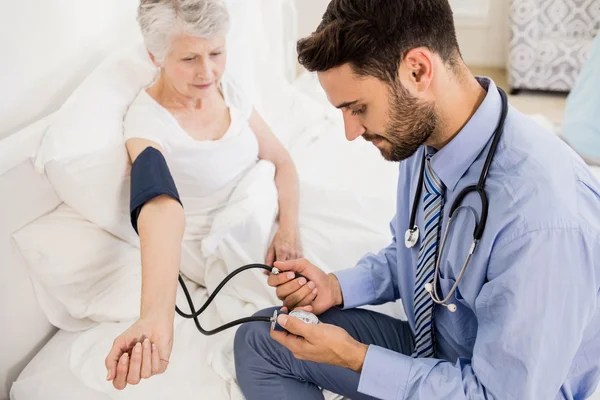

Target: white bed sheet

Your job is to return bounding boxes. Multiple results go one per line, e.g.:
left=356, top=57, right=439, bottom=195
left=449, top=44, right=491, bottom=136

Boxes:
left=11, top=279, right=239, bottom=400
left=11, top=285, right=233, bottom=400
left=10, top=329, right=109, bottom=400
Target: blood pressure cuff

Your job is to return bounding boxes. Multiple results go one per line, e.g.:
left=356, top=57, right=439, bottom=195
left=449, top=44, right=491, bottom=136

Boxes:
left=130, top=147, right=182, bottom=234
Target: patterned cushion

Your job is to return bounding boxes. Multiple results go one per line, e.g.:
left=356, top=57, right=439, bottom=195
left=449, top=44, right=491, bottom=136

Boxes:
left=509, top=0, right=600, bottom=91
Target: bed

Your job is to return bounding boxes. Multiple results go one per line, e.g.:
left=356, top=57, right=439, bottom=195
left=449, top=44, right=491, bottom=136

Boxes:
left=3, top=2, right=600, bottom=400
left=4, top=73, right=403, bottom=400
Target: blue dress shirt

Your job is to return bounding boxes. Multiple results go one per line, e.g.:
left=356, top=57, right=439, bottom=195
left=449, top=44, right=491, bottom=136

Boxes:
left=334, top=78, right=600, bottom=400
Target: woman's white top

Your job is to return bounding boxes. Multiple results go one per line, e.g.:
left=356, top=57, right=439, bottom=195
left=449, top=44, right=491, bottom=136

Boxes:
left=123, top=73, right=260, bottom=199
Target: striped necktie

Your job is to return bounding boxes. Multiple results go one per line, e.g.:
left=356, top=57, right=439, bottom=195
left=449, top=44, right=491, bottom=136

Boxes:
left=412, top=154, right=445, bottom=358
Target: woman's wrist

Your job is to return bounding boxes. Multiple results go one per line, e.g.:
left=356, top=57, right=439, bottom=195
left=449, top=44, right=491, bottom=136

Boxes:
left=277, top=214, right=299, bottom=233
left=141, top=299, right=176, bottom=322
left=140, top=284, right=177, bottom=322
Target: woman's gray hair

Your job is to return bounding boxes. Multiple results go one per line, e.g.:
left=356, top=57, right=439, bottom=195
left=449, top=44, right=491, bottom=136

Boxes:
left=138, top=0, right=230, bottom=63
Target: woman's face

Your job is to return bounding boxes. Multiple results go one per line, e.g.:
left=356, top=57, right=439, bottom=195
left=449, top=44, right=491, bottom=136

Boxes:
left=156, top=33, right=227, bottom=99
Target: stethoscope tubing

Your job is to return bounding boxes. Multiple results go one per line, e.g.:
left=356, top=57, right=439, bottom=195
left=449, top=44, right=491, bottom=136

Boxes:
left=412, top=87, right=508, bottom=310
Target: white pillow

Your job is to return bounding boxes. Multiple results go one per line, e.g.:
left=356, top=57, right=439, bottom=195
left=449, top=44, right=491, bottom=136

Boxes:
left=35, top=43, right=156, bottom=165
left=12, top=204, right=141, bottom=331
left=33, top=42, right=156, bottom=245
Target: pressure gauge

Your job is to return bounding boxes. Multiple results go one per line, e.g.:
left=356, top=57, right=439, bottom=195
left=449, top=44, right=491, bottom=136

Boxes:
left=271, top=309, right=319, bottom=331
left=289, top=310, right=319, bottom=325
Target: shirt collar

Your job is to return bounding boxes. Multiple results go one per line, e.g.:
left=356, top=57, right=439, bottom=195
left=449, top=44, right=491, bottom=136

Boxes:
left=430, top=77, right=503, bottom=191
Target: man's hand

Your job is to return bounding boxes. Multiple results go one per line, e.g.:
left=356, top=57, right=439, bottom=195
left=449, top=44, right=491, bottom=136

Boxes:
left=270, top=310, right=368, bottom=372
left=267, top=258, right=343, bottom=315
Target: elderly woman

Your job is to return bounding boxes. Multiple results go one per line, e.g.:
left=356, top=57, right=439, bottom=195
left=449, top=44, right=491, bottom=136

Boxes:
left=104, top=0, right=305, bottom=390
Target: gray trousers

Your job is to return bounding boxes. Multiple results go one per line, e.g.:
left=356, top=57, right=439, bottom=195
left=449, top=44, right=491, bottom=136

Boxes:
left=234, top=306, right=415, bottom=400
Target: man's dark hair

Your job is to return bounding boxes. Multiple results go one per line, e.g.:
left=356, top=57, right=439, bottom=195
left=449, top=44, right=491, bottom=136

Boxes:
left=297, top=0, right=461, bottom=83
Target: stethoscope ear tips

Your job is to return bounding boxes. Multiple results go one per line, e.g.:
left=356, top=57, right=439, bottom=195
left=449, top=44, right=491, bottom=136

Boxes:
left=424, top=283, right=433, bottom=293
left=447, top=304, right=457, bottom=313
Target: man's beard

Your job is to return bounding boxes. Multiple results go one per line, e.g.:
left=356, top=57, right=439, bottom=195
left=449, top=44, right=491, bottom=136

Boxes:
left=364, top=80, right=439, bottom=162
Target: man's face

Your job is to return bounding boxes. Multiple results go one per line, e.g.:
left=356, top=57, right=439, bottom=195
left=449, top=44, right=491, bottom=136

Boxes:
left=318, top=63, right=438, bottom=162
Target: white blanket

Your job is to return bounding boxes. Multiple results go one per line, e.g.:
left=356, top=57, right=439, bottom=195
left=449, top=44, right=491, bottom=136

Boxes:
left=65, top=82, right=402, bottom=399
left=65, top=162, right=385, bottom=398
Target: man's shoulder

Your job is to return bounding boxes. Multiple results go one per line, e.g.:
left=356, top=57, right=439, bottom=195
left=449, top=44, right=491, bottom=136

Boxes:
left=488, top=108, right=600, bottom=237
left=496, top=108, right=596, bottom=198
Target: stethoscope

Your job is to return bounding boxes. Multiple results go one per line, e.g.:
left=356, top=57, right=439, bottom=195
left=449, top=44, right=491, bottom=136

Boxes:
left=404, top=87, right=508, bottom=313
left=175, top=264, right=319, bottom=335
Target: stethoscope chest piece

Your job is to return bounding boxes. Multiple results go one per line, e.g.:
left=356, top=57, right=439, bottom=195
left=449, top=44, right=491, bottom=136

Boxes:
left=405, top=226, right=419, bottom=248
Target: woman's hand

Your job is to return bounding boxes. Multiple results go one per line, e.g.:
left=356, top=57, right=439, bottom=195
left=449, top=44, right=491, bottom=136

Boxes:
left=266, top=227, right=303, bottom=266
left=105, top=317, right=174, bottom=390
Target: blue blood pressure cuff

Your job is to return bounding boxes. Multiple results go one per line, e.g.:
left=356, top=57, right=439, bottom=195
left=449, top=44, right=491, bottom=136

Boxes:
left=130, top=147, right=182, bottom=234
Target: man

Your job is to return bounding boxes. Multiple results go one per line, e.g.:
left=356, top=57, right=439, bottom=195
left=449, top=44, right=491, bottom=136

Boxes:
left=234, top=1, right=600, bottom=399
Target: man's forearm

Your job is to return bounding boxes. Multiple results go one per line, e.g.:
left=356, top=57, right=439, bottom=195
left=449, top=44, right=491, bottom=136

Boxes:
left=342, top=338, right=368, bottom=373
left=137, top=195, right=185, bottom=322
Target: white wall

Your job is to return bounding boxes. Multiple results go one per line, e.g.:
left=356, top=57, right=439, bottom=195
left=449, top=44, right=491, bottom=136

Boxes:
left=454, top=0, right=509, bottom=68
left=295, top=0, right=328, bottom=39
left=0, top=0, right=142, bottom=140
left=295, top=0, right=508, bottom=68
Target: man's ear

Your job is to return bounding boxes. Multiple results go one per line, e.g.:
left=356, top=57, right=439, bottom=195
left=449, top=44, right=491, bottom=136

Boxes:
left=398, top=47, right=434, bottom=93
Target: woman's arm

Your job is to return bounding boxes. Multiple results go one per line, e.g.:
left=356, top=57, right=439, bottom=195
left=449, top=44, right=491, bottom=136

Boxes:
left=249, top=109, right=302, bottom=262
left=106, top=138, right=184, bottom=390
left=125, top=138, right=185, bottom=322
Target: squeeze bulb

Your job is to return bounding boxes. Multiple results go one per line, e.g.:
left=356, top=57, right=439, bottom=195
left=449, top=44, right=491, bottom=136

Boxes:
left=424, top=283, right=433, bottom=293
